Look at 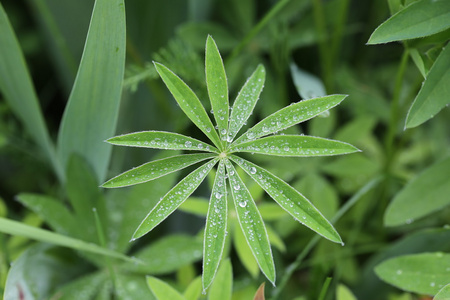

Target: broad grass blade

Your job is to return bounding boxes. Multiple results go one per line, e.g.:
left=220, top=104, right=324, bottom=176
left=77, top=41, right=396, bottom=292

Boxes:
left=57, top=0, right=126, bottom=183
left=102, top=153, right=215, bottom=188
left=146, top=276, right=185, bottom=300
left=368, top=0, right=450, bottom=44
left=107, top=131, right=219, bottom=153
left=133, top=159, right=218, bottom=239
left=224, top=160, right=275, bottom=284
left=207, top=259, right=232, bottom=299
left=405, top=44, right=450, bottom=128
left=228, top=65, right=265, bottom=141
left=0, top=217, right=132, bottom=262
left=231, top=156, right=342, bottom=244
left=154, top=62, right=222, bottom=149
left=206, top=36, right=229, bottom=142
left=233, top=95, right=347, bottom=145
left=230, top=135, right=360, bottom=156
left=203, top=161, right=228, bottom=290
left=0, top=3, right=62, bottom=179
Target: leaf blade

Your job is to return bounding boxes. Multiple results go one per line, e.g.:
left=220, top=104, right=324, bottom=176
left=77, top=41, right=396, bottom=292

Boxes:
left=231, top=155, right=342, bottom=244
left=230, top=135, right=360, bottom=157
left=133, top=158, right=218, bottom=239
left=102, top=153, right=216, bottom=188
left=146, top=276, right=185, bottom=300
left=207, top=259, right=233, bottom=300
left=154, top=62, right=222, bottom=149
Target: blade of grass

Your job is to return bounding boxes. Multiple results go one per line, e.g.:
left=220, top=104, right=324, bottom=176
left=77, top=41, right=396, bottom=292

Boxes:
left=57, top=0, right=126, bottom=183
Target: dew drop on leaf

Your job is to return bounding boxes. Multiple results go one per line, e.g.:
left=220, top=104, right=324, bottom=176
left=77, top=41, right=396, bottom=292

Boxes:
left=250, top=167, right=257, bottom=174
left=185, top=141, right=192, bottom=147
left=239, top=201, right=247, bottom=207
left=233, top=184, right=240, bottom=191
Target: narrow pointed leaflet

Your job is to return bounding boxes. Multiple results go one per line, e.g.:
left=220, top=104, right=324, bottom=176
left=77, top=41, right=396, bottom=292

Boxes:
left=154, top=62, right=222, bottom=149
left=102, top=153, right=216, bottom=188
left=231, top=156, right=342, bottom=243
left=202, top=161, right=228, bottom=290
left=230, top=135, right=360, bottom=157
left=133, top=158, right=218, bottom=240
left=206, top=36, right=229, bottom=143
left=232, top=95, right=347, bottom=146
left=228, top=64, right=265, bottom=141
left=107, top=131, right=219, bottom=153
left=224, top=160, right=275, bottom=284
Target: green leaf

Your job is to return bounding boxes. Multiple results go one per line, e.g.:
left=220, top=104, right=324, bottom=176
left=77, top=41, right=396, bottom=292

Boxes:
left=266, top=224, right=286, bottom=252
left=225, top=160, right=275, bottom=284
left=52, top=272, right=107, bottom=300
left=208, top=259, right=232, bottom=300
left=384, top=156, right=450, bottom=226
left=230, top=135, right=359, bottom=157
left=258, top=203, right=287, bottom=221
left=435, top=284, right=450, bottom=300
left=228, top=64, right=266, bottom=141
left=133, top=159, right=218, bottom=239
left=57, top=0, right=126, bottom=183
left=107, top=131, right=219, bottom=152
left=336, top=284, right=357, bottom=300
left=203, top=161, right=228, bottom=290
left=0, top=3, right=62, bottom=180
left=375, top=252, right=450, bottom=295
left=179, top=197, right=210, bottom=217
left=116, top=273, right=156, bottom=300
left=368, top=0, right=450, bottom=44
left=232, top=95, right=347, bottom=146
left=103, top=153, right=216, bottom=188
left=154, top=62, right=222, bottom=149
left=206, top=36, right=229, bottom=142
left=231, top=156, right=342, bottom=244
left=0, top=217, right=132, bottom=262
left=184, top=277, right=202, bottom=300
left=233, top=218, right=259, bottom=278
left=405, top=44, right=450, bottom=128
left=123, top=235, right=202, bottom=275
left=290, top=62, right=326, bottom=99
left=146, top=276, right=185, bottom=300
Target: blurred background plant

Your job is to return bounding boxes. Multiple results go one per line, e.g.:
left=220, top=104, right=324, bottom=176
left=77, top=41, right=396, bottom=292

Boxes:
left=0, top=0, right=449, bottom=299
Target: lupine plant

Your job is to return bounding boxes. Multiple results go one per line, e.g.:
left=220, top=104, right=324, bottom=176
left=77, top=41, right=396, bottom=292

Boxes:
left=102, top=36, right=359, bottom=290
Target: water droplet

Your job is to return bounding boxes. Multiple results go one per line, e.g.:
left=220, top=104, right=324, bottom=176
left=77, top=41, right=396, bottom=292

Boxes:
left=215, top=192, right=223, bottom=199
left=233, top=184, right=240, bottom=191
left=396, top=270, right=402, bottom=275
left=220, top=129, right=227, bottom=135
left=239, top=201, right=247, bottom=207
left=247, top=132, right=255, bottom=140
left=185, top=141, right=192, bottom=147
left=250, top=167, right=257, bottom=174
left=198, top=143, right=203, bottom=149
left=284, top=146, right=290, bottom=151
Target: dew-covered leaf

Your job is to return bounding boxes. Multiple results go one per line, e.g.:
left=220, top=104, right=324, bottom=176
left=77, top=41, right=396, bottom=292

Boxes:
left=232, top=95, right=347, bottom=145
left=374, top=252, right=450, bottom=295
left=228, top=64, right=265, bottom=141
left=225, top=160, right=275, bottom=284
left=122, top=235, right=203, bottom=274
left=208, top=259, right=232, bottom=300
left=206, top=36, right=229, bottom=142
left=230, top=135, right=359, bottom=157
left=384, top=156, right=450, bottom=227
left=102, top=153, right=216, bottom=188
left=405, top=44, right=450, bottom=128
left=146, top=276, right=185, bottom=300
left=368, top=0, right=450, bottom=44
left=116, top=273, right=156, bottom=300
left=231, top=156, right=342, bottom=244
left=133, top=158, right=218, bottom=239
left=435, top=283, right=450, bottom=300
left=154, top=62, right=222, bottom=149
left=203, top=161, right=228, bottom=290
left=107, top=131, right=219, bottom=153
left=52, top=272, right=108, bottom=300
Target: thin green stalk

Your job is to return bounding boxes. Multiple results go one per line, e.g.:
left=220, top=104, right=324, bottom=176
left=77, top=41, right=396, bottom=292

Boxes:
left=270, top=176, right=383, bottom=300
left=330, top=0, right=350, bottom=72
left=226, top=0, right=291, bottom=64
left=317, top=277, right=332, bottom=300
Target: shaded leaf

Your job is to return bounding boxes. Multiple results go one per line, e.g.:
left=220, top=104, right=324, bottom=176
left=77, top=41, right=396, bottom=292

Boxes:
left=116, top=273, right=156, bottom=300
left=103, top=153, right=215, bottom=188
left=133, top=159, right=218, bottom=239
left=52, top=272, right=107, bottom=300
left=146, top=276, right=184, bottom=300
left=208, top=259, right=232, bottom=300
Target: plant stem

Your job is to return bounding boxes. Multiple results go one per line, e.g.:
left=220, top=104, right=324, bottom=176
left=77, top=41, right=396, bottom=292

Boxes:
left=317, top=277, right=332, bottom=300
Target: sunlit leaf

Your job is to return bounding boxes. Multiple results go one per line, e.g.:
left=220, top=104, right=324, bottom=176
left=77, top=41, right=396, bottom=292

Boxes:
left=233, top=218, right=259, bottom=278
left=208, top=259, right=232, bottom=300
left=184, top=277, right=202, bottom=300
left=435, top=283, right=450, bottom=300
left=231, top=156, right=342, bottom=244
left=133, top=159, right=218, bottom=239
left=146, top=276, right=185, bottom=300
left=179, top=197, right=209, bottom=217
left=203, top=161, right=228, bottom=290
left=230, top=135, right=359, bottom=157
left=102, top=153, right=215, bottom=188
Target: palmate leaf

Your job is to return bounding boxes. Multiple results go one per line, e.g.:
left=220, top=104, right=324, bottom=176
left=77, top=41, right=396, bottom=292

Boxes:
left=206, top=35, right=229, bottom=142
left=102, top=153, right=215, bottom=188
left=133, top=158, right=218, bottom=240
left=230, top=135, right=360, bottom=156
left=154, top=62, right=222, bottom=149
left=224, top=160, right=276, bottom=284
left=203, top=161, right=228, bottom=290
left=107, top=131, right=219, bottom=153
left=231, top=155, right=342, bottom=244
left=232, top=95, right=347, bottom=146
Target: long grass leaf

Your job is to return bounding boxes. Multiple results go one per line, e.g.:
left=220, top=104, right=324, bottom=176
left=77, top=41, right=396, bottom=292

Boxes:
left=103, top=153, right=216, bottom=188
left=133, top=159, right=218, bottom=239
left=231, top=156, right=342, bottom=244
left=107, top=131, right=219, bottom=153
left=57, top=0, right=126, bottom=183
left=230, top=135, right=360, bottom=156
